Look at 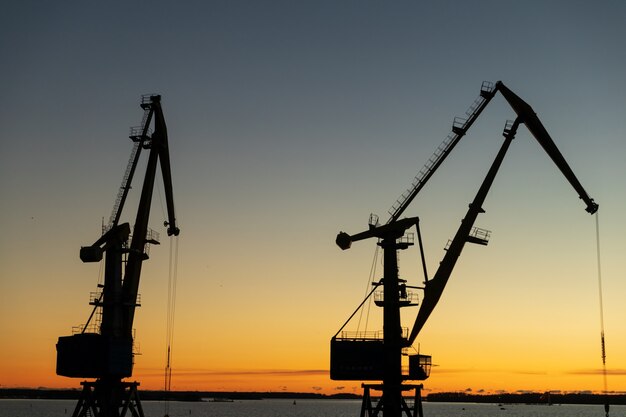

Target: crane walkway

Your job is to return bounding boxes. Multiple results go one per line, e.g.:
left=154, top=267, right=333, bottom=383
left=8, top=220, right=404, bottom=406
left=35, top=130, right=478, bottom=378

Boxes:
left=106, top=94, right=156, bottom=231
left=387, top=81, right=497, bottom=223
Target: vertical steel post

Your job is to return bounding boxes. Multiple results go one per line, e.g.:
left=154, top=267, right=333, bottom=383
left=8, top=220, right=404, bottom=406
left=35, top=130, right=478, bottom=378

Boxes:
left=381, top=238, right=403, bottom=417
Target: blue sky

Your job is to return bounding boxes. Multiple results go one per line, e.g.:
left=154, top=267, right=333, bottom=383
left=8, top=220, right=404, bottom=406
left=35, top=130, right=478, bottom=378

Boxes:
left=1, top=1, right=625, bottom=393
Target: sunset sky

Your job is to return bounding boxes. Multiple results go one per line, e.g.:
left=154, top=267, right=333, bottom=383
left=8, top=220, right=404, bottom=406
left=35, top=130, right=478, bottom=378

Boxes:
left=1, top=1, right=625, bottom=396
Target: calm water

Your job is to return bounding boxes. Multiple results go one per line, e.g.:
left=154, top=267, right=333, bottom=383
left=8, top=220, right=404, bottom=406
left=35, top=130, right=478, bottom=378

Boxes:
left=0, top=398, right=621, bottom=417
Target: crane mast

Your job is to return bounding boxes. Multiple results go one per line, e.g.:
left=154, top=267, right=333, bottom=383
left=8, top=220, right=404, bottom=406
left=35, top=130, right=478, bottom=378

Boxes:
left=332, top=81, right=597, bottom=417
left=56, top=95, right=179, bottom=417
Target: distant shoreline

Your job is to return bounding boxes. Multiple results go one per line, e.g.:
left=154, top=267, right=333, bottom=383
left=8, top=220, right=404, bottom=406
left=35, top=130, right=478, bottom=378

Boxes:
left=427, top=392, right=626, bottom=405
left=1, top=389, right=625, bottom=405
left=0, top=388, right=356, bottom=402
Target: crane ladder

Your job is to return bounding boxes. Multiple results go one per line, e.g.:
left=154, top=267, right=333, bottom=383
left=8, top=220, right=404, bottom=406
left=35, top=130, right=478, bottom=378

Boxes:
left=106, top=102, right=154, bottom=231
left=387, top=81, right=496, bottom=223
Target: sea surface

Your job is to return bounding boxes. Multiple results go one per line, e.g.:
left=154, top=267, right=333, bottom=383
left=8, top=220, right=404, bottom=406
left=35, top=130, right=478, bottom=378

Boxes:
left=0, top=398, right=621, bottom=417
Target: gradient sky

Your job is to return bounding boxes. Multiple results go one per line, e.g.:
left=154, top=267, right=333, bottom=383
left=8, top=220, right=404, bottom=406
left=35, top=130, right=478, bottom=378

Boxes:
left=1, top=1, right=625, bottom=395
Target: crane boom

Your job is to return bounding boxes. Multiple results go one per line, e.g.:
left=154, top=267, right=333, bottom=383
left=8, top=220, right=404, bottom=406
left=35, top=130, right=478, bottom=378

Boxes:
left=406, top=119, right=520, bottom=344
left=406, top=82, right=598, bottom=342
left=387, top=82, right=498, bottom=224
left=496, top=82, right=597, bottom=214
left=385, top=81, right=597, bottom=228
left=121, top=95, right=179, bottom=336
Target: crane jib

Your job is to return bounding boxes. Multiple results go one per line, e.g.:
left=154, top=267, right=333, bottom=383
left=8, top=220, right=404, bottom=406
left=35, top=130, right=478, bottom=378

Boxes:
left=495, top=82, right=598, bottom=214
left=121, top=97, right=180, bottom=336
left=337, top=81, right=599, bottom=344
left=406, top=82, right=598, bottom=342
left=407, top=124, right=516, bottom=345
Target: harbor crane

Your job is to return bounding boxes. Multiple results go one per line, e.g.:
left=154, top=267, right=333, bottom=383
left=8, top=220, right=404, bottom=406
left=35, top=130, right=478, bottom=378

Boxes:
left=56, top=95, right=180, bottom=417
left=331, top=81, right=597, bottom=417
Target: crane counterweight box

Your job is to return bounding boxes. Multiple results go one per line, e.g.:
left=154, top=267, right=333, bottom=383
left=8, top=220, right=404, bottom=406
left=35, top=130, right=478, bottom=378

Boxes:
left=330, top=338, right=432, bottom=381
left=56, top=333, right=133, bottom=378
left=330, top=338, right=385, bottom=381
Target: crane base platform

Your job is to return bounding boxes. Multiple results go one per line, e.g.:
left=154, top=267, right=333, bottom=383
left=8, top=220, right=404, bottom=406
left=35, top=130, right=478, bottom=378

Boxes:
left=70, top=380, right=144, bottom=417
left=360, top=383, right=425, bottom=417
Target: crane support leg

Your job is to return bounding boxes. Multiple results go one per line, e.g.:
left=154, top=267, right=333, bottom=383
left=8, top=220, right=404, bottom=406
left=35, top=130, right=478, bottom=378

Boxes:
left=359, top=384, right=424, bottom=417
left=71, top=380, right=145, bottom=417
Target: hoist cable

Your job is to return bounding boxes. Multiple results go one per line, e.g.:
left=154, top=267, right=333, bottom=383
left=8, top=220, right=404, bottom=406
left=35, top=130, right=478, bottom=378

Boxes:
left=97, top=255, right=105, bottom=287
left=333, top=282, right=381, bottom=339
left=357, top=246, right=379, bottom=332
left=364, top=246, right=380, bottom=333
left=594, top=212, right=609, bottom=417
left=155, top=177, right=167, bottom=223
left=163, top=235, right=179, bottom=417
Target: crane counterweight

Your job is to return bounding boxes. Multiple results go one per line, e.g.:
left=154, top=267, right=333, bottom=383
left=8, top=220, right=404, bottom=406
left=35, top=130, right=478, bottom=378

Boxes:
left=336, top=232, right=352, bottom=250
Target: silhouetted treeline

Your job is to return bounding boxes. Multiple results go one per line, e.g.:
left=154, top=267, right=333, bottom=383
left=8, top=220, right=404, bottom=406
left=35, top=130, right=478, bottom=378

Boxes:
left=0, top=388, right=358, bottom=401
left=3, top=388, right=623, bottom=404
left=426, top=392, right=626, bottom=405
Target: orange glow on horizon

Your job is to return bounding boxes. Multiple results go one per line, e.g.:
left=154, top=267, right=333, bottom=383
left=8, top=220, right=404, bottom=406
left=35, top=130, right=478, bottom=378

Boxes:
left=3, top=360, right=625, bottom=396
